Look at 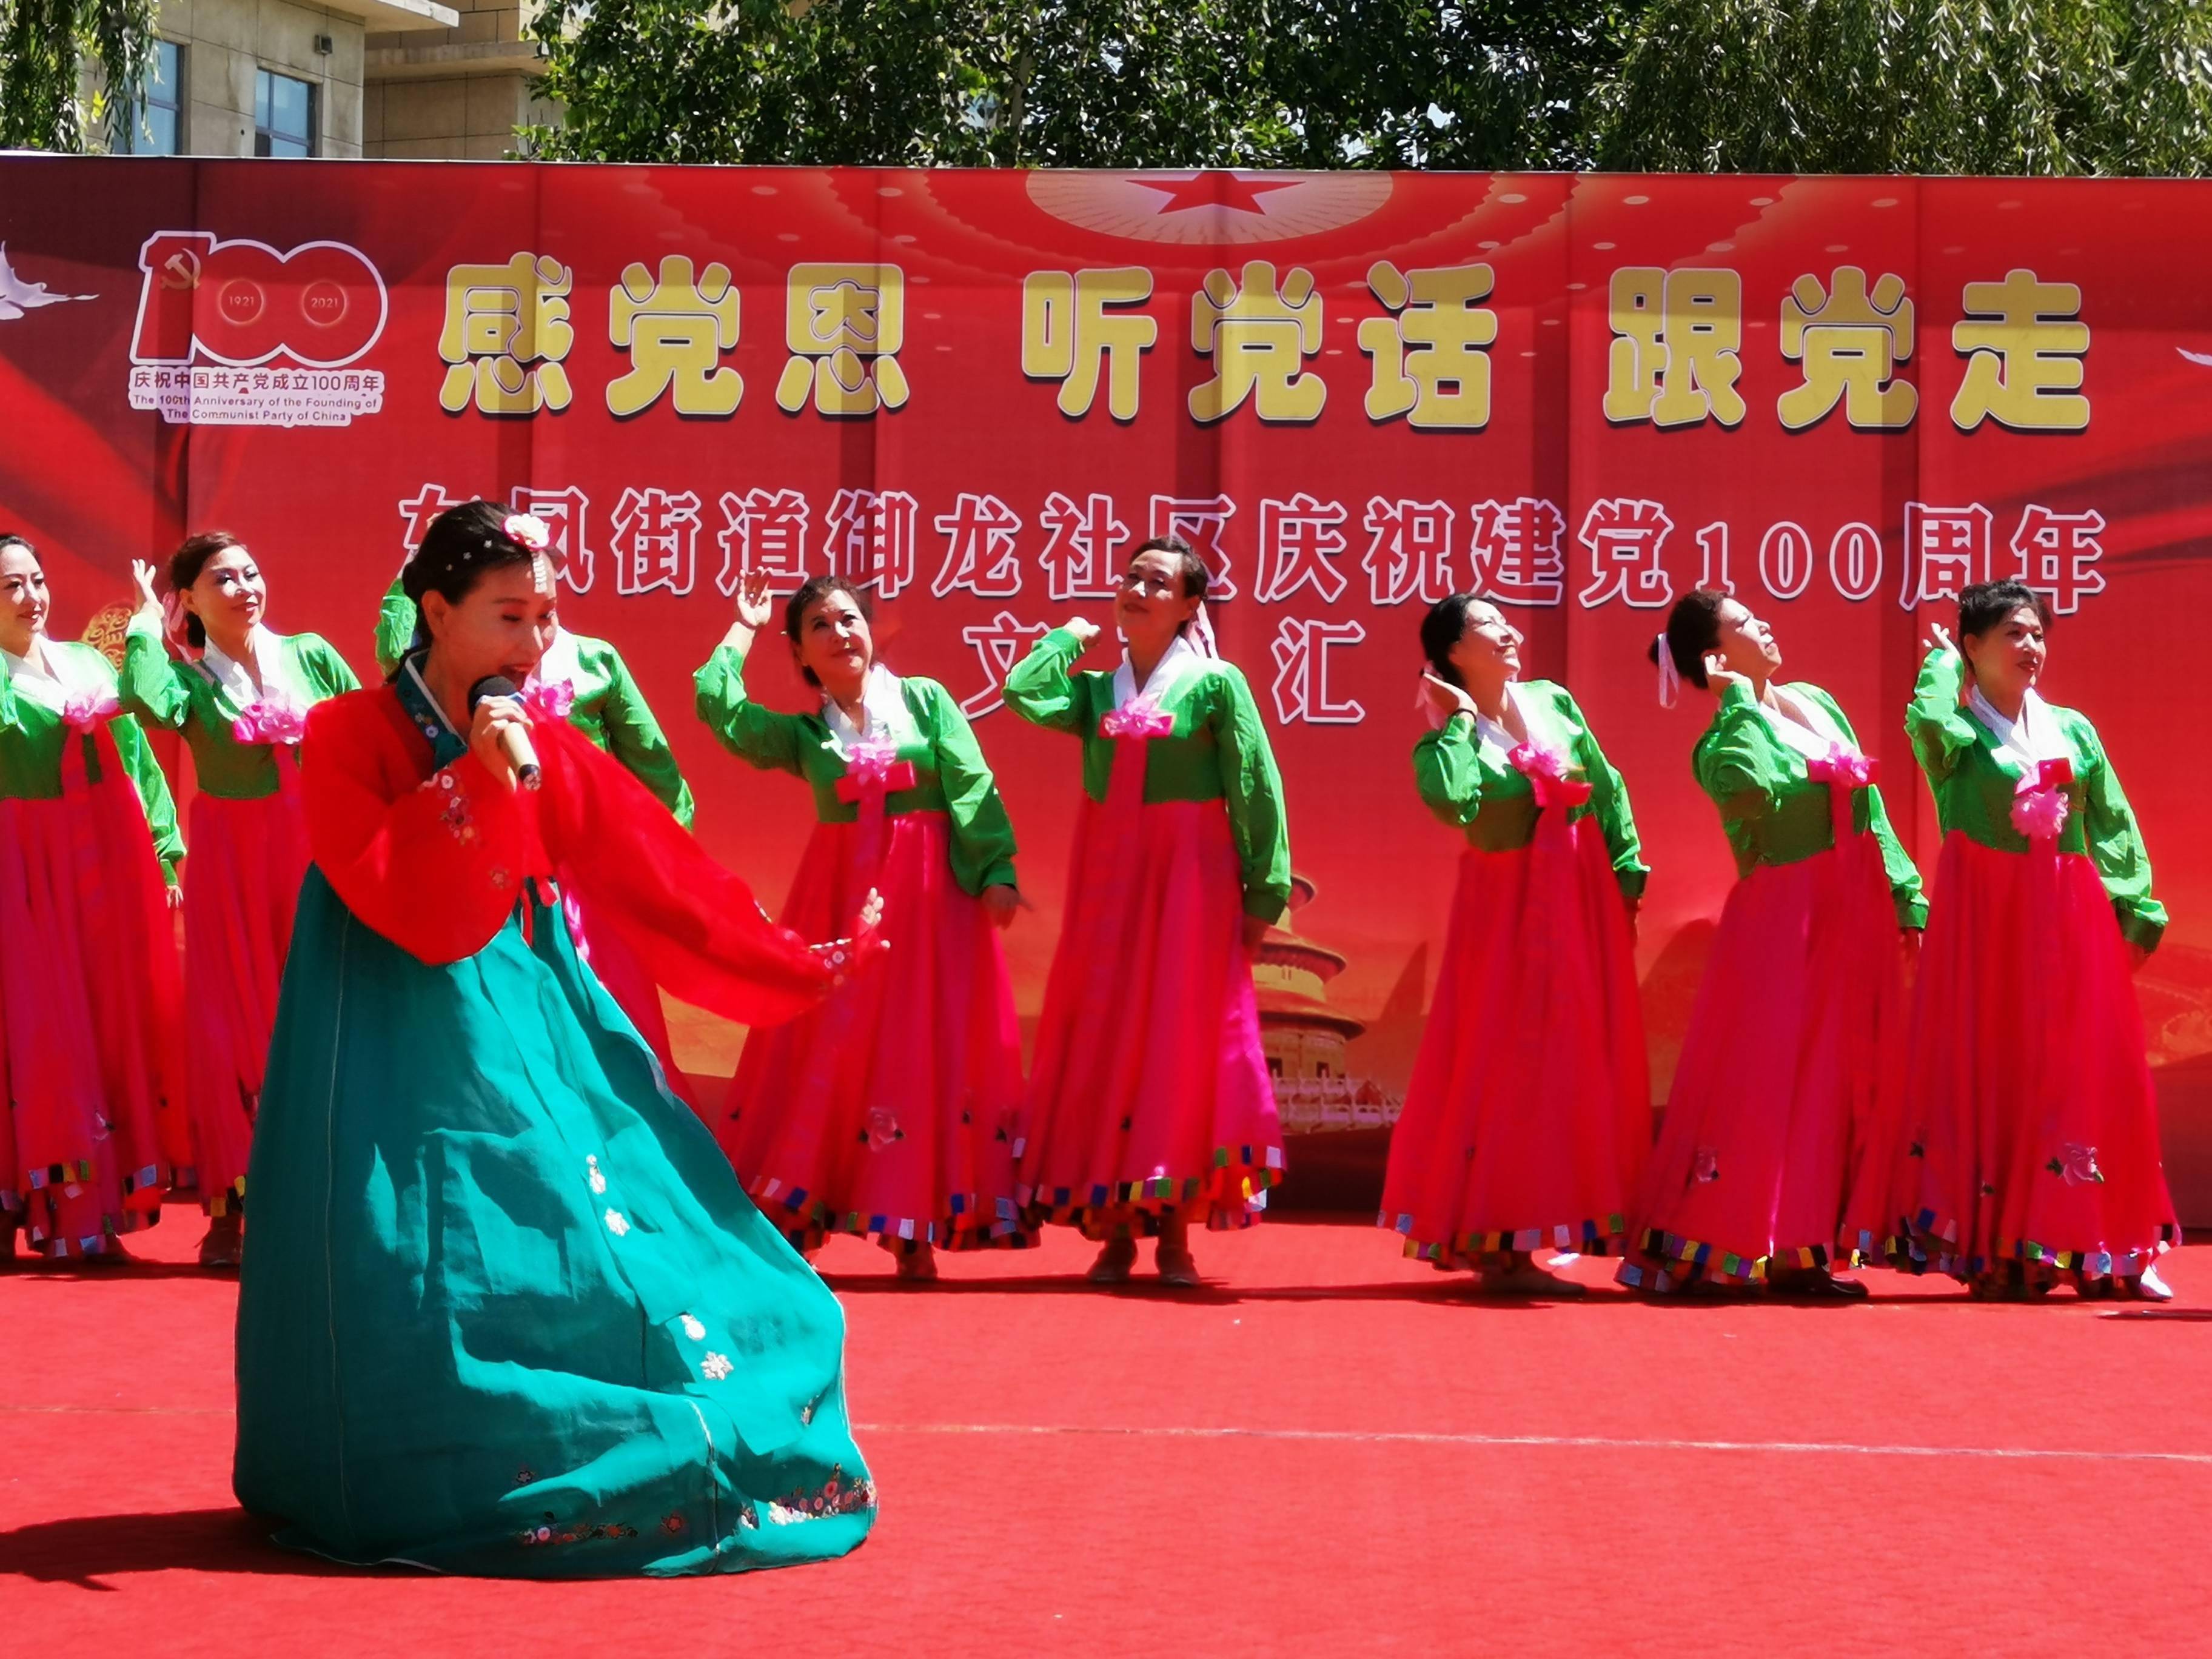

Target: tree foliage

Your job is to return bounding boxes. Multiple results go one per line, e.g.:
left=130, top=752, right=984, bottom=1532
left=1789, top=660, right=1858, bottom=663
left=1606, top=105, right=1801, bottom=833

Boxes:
left=0, top=0, right=156, bottom=152
left=1596, top=0, right=2212, bottom=175
left=526, top=0, right=1639, bottom=170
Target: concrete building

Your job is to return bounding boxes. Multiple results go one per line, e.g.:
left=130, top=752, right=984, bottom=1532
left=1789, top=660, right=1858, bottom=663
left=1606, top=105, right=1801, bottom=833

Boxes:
left=115, top=0, right=554, bottom=161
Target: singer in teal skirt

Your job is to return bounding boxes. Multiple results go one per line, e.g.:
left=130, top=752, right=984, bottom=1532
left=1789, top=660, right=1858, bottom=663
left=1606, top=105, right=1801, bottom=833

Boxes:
left=233, top=501, right=878, bottom=1576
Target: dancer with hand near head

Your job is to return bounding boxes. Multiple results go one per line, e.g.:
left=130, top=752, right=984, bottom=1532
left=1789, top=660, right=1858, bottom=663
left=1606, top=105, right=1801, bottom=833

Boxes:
left=1620, top=591, right=1923, bottom=1298
left=0, top=532, right=184, bottom=1262
left=121, top=535, right=358, bottom=1267
left=377, top=528, right=698, bottom=1104
left=235, top=500, right=882, bottom=1575
left=1005, top=535, right=1291, bottom=1287
left=696, top=568, right=1028, bottom=1278
left=1379, top=595, right=1649, bottom=1296
left=1891, top=581, right=2177, bottom=1299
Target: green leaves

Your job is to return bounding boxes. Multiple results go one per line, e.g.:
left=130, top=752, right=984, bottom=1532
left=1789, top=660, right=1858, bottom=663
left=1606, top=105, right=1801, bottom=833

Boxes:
left=1, top=0, right=156, bottom=152
left=528, top=0, right=1635, bottom=169
left=1597, top=0, right=2212, bottom=176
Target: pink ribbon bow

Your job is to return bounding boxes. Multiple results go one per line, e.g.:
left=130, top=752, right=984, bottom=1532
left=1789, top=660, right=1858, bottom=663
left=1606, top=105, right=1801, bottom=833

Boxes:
left=61, top=689, right=118, bottom=731
left=840, top=735, right=908, bottom=789
left=1508, top=740, right=1590, bottom=810
left=1806, top=743, right=1877, bottom=790
left=2010, top=757, right=2074, bottom=842
left=833, top=736, right=917, bottom=930
left=1101, top=693, right=1176, bottom=742
left=1806, top=743, right=1877, bottom=845
left=523, top=678, right=576, bottom=723
left=232, top=694, right=307, bottom=746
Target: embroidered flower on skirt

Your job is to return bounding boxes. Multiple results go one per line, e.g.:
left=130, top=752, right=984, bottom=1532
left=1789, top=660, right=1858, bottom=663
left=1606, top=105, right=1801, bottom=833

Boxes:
left=1691, top=1147, right=1721, bottom=1184
left=2049, top=1142, right=2105, bottom=1185
left=700, top=1351, right=733, bottom=1381
left=865, top=1108, right=903, bottom=1151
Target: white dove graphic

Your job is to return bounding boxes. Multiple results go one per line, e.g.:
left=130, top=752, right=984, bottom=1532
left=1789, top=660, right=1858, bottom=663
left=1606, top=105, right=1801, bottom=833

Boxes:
left=0, top=244, right=95, bottom=322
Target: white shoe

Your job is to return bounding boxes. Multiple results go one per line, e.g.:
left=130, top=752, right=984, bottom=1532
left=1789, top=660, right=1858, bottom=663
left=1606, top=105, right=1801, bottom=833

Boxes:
left=2136, top=1264, right=2176, bottom=1302
left=1547, top=1252, right=1581, bottom=1269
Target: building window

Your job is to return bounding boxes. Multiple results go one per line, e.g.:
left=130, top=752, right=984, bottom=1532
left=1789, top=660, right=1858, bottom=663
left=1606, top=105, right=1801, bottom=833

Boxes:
left=127, top=41, right=184, bottom=155
left=254, top=69, right=317, bottom=158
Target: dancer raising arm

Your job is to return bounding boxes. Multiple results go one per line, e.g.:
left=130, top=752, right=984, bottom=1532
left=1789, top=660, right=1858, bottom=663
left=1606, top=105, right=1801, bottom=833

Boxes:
left=0, top=532, right=184, bottom=1262
left=695, top=568, right=1028, bottom=1278
left=1891, top=580, right=2177, bottom=1299
left=122, top=535, right=358, bottom=1267
left=1620, top=591, right=1923, bottom=1299
left=1004, top=535, right=1290, bottom=1287
left=1379, top=595, right=1649, bottom=1297
left=234, top=501, right=881, bottom=1575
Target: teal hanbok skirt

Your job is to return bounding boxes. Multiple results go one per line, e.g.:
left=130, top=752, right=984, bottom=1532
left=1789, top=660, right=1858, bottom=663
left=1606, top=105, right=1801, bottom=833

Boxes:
left=233, top=872, right=874, bottom=1576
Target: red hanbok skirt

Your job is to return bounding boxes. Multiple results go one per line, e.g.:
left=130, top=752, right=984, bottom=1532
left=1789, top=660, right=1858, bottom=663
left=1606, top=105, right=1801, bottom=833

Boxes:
left=0, top=755, right=181, bottom=1255
left=1620, top=822, right=1909, bottom=1289
left=720, top=810, right=1027, bottom=1252
left=1381, top=817, right=1648, bottom=1265
left=178, top=785, right=309, bottom=1218
left=1892, top=833, right=2178, bottom=1284
left=1017, top=796, right=1282, bottom=1239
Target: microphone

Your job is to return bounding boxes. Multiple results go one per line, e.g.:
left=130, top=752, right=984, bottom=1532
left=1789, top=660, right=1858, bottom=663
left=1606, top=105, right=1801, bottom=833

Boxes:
left=468, top=675, right=541, bottom=791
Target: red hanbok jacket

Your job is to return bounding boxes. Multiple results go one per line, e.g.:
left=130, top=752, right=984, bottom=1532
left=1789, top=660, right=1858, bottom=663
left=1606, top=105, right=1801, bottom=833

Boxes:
left=301, top=684, right=839, bottom=1027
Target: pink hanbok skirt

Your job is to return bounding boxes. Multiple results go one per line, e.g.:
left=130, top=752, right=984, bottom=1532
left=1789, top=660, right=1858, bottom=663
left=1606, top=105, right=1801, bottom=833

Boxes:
left=721, top=810, right=1027, bottom=1253
left=0, top=760, right=181, bottom=1255
left=1891, top=832, right=2178, bottom=1285
left=1619, top=822, right=1908, bottom=1289
left=1381, top=817, right=1648, bottom=1265
left=178, top=786, right=309, bottom=1217
left=1017, top=796, right=1282, bottom=1239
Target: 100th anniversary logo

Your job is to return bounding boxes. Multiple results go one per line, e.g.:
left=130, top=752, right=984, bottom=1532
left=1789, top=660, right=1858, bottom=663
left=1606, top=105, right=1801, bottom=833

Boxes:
left=127, top=231, right=389, bottom=428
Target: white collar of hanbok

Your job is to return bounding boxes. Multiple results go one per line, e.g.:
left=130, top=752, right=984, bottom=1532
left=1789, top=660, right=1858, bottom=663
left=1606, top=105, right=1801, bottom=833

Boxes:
left=2, top=635, right=92, bottom=712
left=530, top=625, right=581, bottom=692
left=821, top=662, right=917, bottom=756
left=1464, top=681, right=1538, bottom=754
left=1968, top=683, right=2067, bottom=769
left=202, top=626, right=296, bottom=707
left=1111, top=632, right=1206, bottom=712
left=1759, top=684, right=1849, bottom=760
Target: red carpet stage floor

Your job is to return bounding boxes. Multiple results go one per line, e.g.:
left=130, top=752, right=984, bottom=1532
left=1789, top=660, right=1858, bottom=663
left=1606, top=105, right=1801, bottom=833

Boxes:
left=6, top=1219, right=2211, bottom=1657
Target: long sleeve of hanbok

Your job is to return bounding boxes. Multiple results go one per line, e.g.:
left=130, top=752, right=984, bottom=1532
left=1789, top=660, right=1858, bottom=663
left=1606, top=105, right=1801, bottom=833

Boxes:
left=693, top=645, right=811, bottom=776
left=537, top=721, right=834, bottom=1027
left=1695, top=681, right=1783, bottom=820
left=374, top=575, right=415, bottom=680
left=1215, top=667, right=1292, bottom=924
left=1411, top=714, right=1483, bottom=828
left=114, top=709, right=184, bottom=882
left=299, top=635, right=363, bottom=700
left=1002, top=628, right=1090, bottom=732
left=301, top=699, right=530, bottom=964
left=1560, top=687, right=1647, bottom=900
left=1906, top=648, right=1979, bottom=780
left=118, top=617, right=190, bottom=731
left=2079, top=727, right=2166, bottom=953
left=601, top=647, right=694, bottom=828
left=920, top=681, right=1016, bottom=894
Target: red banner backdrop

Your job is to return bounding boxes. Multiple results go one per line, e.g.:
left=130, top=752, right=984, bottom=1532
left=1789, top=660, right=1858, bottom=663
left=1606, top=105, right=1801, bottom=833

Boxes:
left=4, top=159, right=2210, bottom=1215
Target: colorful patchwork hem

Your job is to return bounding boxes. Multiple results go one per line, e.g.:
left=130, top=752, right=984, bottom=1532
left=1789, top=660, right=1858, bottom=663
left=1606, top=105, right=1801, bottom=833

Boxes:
left=747, top=1178, right=1037, bottom=1255
left=19, top=1204, right=163, bottom=1258
left=1384, top=1210, right=1629, bottom=1266
left=1616, top=1225, right=1860, bottom=1291
left=1885, top=1212, right=2179, bottom=1283
left=1019, top=1149, right=1285, bottom=1240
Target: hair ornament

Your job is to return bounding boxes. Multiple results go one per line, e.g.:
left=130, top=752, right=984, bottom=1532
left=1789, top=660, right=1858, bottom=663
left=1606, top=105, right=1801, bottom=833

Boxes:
left=1655, top=631, right=1681, bottom=709
left=503, top=512, right=551, bottom=553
